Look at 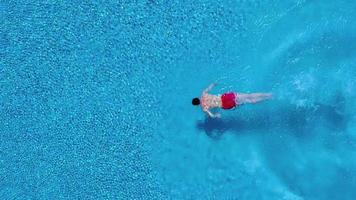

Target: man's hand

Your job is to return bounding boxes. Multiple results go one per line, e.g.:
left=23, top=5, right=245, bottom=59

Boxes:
left=214, top=113, right=221, bottom=118
left=206, top=110, right=221, bottom=118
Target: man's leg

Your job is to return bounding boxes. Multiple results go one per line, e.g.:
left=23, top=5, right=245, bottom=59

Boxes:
left=236, top=93, right=272, bottom=105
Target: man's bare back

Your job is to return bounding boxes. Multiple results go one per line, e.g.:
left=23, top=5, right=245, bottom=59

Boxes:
left=192, top=83, right=272, bottom=118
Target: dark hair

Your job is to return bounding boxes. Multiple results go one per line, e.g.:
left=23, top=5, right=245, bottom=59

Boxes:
left=192, top=98, right=200, bottom=105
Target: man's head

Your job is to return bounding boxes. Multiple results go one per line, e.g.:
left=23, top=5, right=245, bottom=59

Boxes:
left=192, top=98, right=200, bottom=106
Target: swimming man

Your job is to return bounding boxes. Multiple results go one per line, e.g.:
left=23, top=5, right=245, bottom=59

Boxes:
left=192, top=83, right=272, bottom=118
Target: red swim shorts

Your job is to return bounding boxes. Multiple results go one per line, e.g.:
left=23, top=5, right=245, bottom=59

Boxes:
left=221, top=92, right=237, bottom=109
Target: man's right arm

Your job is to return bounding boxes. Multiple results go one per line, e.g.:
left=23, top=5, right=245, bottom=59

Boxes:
left=205, top=109, right=221, bottom=118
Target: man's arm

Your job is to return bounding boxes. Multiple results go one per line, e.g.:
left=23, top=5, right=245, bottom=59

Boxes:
left=205, top=109, right=221, bottom=118
left=203, top=83, right=216, bottom=93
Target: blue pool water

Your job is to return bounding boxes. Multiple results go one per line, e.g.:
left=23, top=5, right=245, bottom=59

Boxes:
left=1, top=0, right=356, bottom=199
